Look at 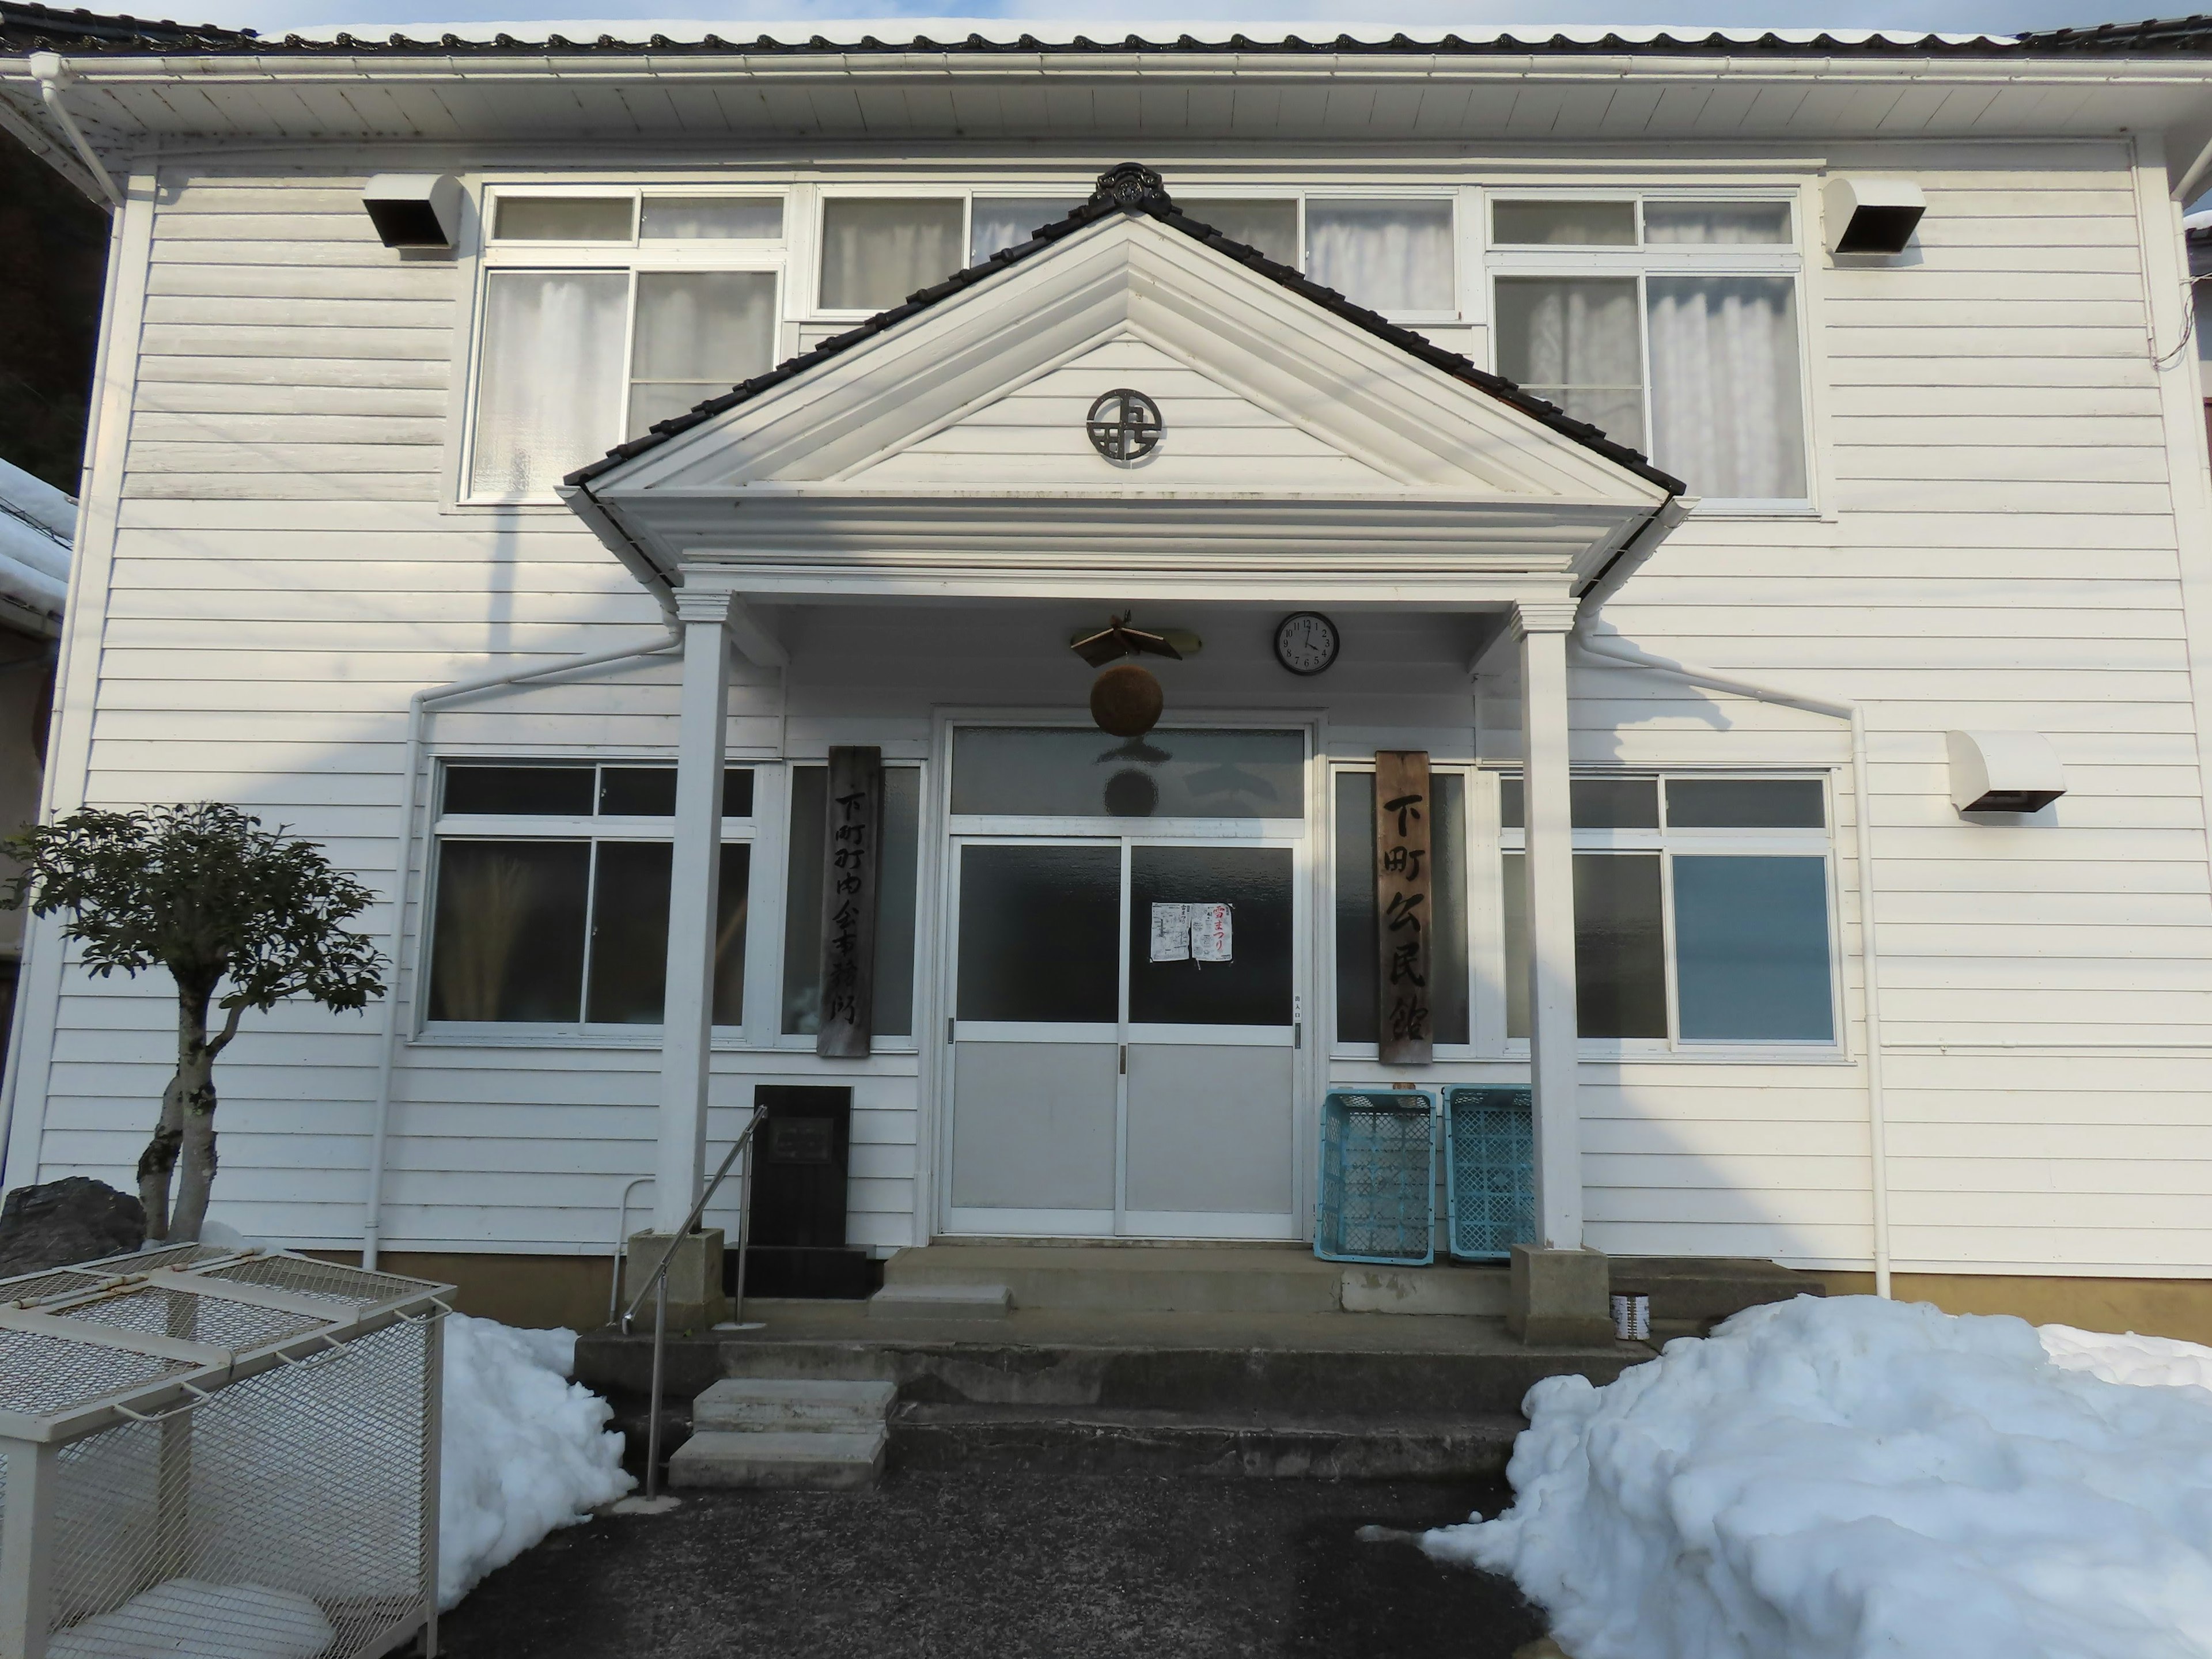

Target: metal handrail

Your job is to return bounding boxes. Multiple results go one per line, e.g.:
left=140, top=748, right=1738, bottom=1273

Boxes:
left=607, top=1176, right=656, bottom=1327
left=623, top=1106, right=766, bottom=1503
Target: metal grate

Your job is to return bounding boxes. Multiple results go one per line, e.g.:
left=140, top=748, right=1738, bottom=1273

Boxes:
left=0, top=1248, right=448, bottom=1659
left=0, top=1328, right=194, bottom=1416
left=58, top=1286, right=328, bottom=1350
left=1315, top=1089, right=1435, bottom=1266
left=0, top=1268, right=108, bottom=1305
left=1444, top=1086, right=1537, bottom=1261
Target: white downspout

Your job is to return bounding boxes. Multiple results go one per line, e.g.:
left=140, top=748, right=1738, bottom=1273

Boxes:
left=361, top=627, right=680, bottom=1270
left=1571, top=529, right=1893, bottom=1299
left=26, top=55, right=122, bottom=210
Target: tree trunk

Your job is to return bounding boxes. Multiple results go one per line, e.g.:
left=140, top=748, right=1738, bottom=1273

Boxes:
left=161, top=986, right=219, bottom=1244
left=137, top=1073, right=184, bottom=1241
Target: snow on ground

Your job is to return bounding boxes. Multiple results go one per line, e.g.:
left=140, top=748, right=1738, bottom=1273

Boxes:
left=48, top=1581, right=333, bottom=1659
left=438, top=1313, right=634, bottom=1608
left=1425, top=1295, right=2212, bottom=1659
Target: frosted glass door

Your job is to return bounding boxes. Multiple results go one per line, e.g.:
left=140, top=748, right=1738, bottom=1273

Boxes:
left=947, top=840, right=1121, bottom=1233
left=1122, top=844, right=1299, bottom=1238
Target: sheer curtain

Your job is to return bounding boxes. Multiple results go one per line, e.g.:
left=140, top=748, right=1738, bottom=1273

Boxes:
left=469, top=270, right=626, bottom=497
left=1493, top=276, right=1644, bottom=449
left=818, top=198, right=965, bottom=310
left=627, top=271, right=778, bottom=436
left=1305, top=200, right=1455, bottom=313
left=969, top=198, right=1080, bottom=263
left=1645, top=275, right=1806, bottom=500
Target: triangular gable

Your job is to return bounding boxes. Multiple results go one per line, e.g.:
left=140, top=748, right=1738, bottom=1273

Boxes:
left=571, top=163, right=1681, bottom=508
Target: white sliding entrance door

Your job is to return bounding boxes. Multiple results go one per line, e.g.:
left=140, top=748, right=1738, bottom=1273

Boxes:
left=941, top=725, right=1309, bottom=1241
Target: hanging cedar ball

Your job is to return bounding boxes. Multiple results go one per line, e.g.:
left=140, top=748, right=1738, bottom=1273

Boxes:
left=1090, top=663, right=1164, bottom=738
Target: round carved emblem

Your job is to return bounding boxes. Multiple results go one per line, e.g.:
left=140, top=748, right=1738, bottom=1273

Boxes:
left=1086, top=388, right=1163, bottom=464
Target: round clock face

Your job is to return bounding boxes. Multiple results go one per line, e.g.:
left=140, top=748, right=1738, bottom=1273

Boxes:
left=1274, top=611, right=1340, bottom=676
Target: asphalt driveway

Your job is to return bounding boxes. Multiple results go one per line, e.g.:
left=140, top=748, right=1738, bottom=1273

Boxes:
left=435, top=1468, right=1543, bottom=1659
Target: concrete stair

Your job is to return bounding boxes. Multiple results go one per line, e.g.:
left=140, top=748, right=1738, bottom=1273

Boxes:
left=666, top=1377, right=894, bottom=1491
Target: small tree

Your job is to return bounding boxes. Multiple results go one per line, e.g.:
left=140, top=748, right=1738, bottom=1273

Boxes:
left=4, top=804, right=385, bottom=1243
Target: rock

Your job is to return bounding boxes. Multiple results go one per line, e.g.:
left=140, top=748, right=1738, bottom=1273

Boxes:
left=0, top=1176, right=147, bottom=1278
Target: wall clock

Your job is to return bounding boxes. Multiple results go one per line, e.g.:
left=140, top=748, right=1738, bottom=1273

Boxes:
left=1274, top=612, right=1340, bottom=676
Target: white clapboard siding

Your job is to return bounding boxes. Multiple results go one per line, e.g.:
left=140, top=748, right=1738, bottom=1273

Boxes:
left=20, top=147, right=2212, bottom=1277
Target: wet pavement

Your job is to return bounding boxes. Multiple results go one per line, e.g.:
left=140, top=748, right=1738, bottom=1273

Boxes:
left=435, top=1468, right=1543, bottom=1659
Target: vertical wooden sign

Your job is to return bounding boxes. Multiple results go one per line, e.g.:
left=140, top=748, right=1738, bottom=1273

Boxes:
left=816, top=745, right=882, bottom=1059
left=1376, top=749, right=1433, bottom=1066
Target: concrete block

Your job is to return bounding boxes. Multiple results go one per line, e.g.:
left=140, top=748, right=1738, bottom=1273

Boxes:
left=623, top=1228, right=730, bottom=1333
left=1507, top=1245, right=1613, bottom=1346
left=1340, top=1266, right=1509, bottom=1318
left=667, top=1426, right=887, bottom=1491
left=867, top=1282, right=1013, bottom=1319
left=693, top=1377, right=896, bottom=1432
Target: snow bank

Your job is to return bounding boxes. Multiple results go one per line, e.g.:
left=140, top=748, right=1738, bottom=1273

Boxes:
left=50, top=1581, right=332, bottom=1659
left=1426, top=1295, right=2212, bottom=1659
left=2040, top=1322, right=2212, bottom=1395
left=438, top=1313, right=632, bottom=1608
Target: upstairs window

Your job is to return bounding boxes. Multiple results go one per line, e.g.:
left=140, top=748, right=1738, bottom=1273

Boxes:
left=467, top=190, right=785, bottom=499
left=819, top=197, right=965, bottom=310
left=971, top=197, right=1084, bottom=263
left=1180, top=196, right=1457, bottom=316
left=1489, top=197, right=1808, bottom=506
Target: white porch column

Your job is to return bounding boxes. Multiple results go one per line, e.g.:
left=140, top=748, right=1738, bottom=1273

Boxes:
left=1516, top=599, right=1584, bottom=1250
left=654, top=590, right=733, bottom=1232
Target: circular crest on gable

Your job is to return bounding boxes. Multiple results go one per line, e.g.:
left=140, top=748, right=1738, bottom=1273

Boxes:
left=1086, top=388, right=1164, bottom=463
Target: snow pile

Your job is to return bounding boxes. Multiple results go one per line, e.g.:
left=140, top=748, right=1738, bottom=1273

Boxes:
left=1425, top=1295, right=2212, bottom=1659
left=50, top=1581, right=332, bottom=1659
left=438, top=1313, right=632, bottom=1608
left=2041, top=1322, right=2212, bottom=1395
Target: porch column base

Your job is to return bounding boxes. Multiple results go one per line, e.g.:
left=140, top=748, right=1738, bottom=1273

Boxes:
left=623, top=1229, right=730, bottom=1332
left=1507, top=1244, right=1611, bottom=1346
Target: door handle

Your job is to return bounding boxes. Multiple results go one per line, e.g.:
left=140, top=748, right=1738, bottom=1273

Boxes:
left=1294, top=1021, right=1302, bottom=1050
left=1119, top=1044, right=1127, bottom=1075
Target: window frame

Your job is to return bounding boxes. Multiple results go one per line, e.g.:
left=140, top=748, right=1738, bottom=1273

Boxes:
left=461, top=184, right=790, bottom=505
left=1484, top=190, right=1817, bottom=515
left=1491, top=768, right=1847, bottom=1060
left=416, top=756, right=762, bottom=1041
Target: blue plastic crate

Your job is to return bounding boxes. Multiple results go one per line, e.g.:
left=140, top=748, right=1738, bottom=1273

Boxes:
left=1315, top=1089, right=1436, bottom=1266
left=1444, top=1086, right=1536, bottom=1261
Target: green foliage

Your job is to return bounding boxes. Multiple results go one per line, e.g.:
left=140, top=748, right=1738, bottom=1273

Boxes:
left=2, top=803, right=385, bottom=1017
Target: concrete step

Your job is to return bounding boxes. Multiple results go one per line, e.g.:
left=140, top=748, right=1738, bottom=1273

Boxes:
left=692, top=1377, right=897, bottom=1432
left=667, top=1426, right=887, bottom=1491
left=1340, top=1264, right=1509, bottom=1317
left=889, top=1403, right=1524, bottom=1480
left=868, top=1282, right=1013, bottom=1319
left=883, top=1244, right=1343, bottom=1315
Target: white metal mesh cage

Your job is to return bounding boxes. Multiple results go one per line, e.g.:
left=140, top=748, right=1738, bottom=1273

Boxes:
left=0, top=1246, right=451, bottom=1659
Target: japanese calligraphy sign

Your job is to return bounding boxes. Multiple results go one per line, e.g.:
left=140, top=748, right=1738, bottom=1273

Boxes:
left=1375, top=749, right=1433, bottom=1066
left=816, top=745, right=883, bottom=1059
left=1149, top=902, right=1233, bottom=964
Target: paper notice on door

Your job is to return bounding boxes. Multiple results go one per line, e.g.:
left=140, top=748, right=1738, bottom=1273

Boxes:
left=1192, top=902, right=1232, bottom=963
left=1149, top=903, right=1193, bottom=962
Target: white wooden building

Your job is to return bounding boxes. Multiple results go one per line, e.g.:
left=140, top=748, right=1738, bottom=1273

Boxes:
left=6, top=11, right=2212, bottom=1332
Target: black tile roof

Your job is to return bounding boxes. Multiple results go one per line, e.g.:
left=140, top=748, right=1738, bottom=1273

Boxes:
left=568, top=162, right=1686, bottom=495
left=10, top=13, right=2212, bottom=56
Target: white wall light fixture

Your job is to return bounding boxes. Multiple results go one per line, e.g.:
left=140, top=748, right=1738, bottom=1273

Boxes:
left=362, top=173, right=463, bottom=249
left=1824, top=177, right=1927, bottom=255
left=1946, top=730, right=2067, bottom=814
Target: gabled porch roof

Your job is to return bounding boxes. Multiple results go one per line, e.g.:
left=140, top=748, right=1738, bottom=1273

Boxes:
left=564, top=164, right=1684, bottom=613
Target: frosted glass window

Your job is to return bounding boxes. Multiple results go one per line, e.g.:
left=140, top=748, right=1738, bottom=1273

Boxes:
left=1644, top=201, right=1792, bottom=244
left=1494, top=276, right=1644, bottom=449
left=1673, top=856, right=1833, bottom=1040
left=640, top=196, right=783, bottom=240
left=1306, top=199, right=1455, bottom=313
left=1502, top=851, right=1666, bottom=1040
left=1666, top=778, right=1824, bottom=830
left=1179, top=199, right=1300, bottom=267
left=1335, top=771, right=1469, bottom=1045
left=782, top=766, right=922, bottom=1037
left=971, top=198, right=1080, bottom=262
left=819, top=198, right=965, bottom=310
left=1646, top=275, right=1806, bottom=499
left=469, top=270, right=626, bottom=496
left=951, top=727, right=1304, bottom=819
left=627, top=271, right=778, bottom=435
left=493, top=197, right=634, bottom=242
left=1491, top=200, right=1635, bottom=246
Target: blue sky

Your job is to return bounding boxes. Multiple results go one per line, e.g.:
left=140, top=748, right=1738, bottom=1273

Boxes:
left=203, top=2, right=2171, bottom=41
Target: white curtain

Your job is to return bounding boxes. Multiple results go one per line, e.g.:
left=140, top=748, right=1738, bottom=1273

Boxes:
left=1493, top=276, right=1644, bottom=449
left=969, top=198, right=1078, bottom=263
left=1646, top=275, right=1806, bottom=500
left=469, top=270, right=626, bottom=497
left=818, top=198, right=965, bottom=310
left=1306, top=200, right=1455, bottom=313
left=627, top=271, right=778, bottom=435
